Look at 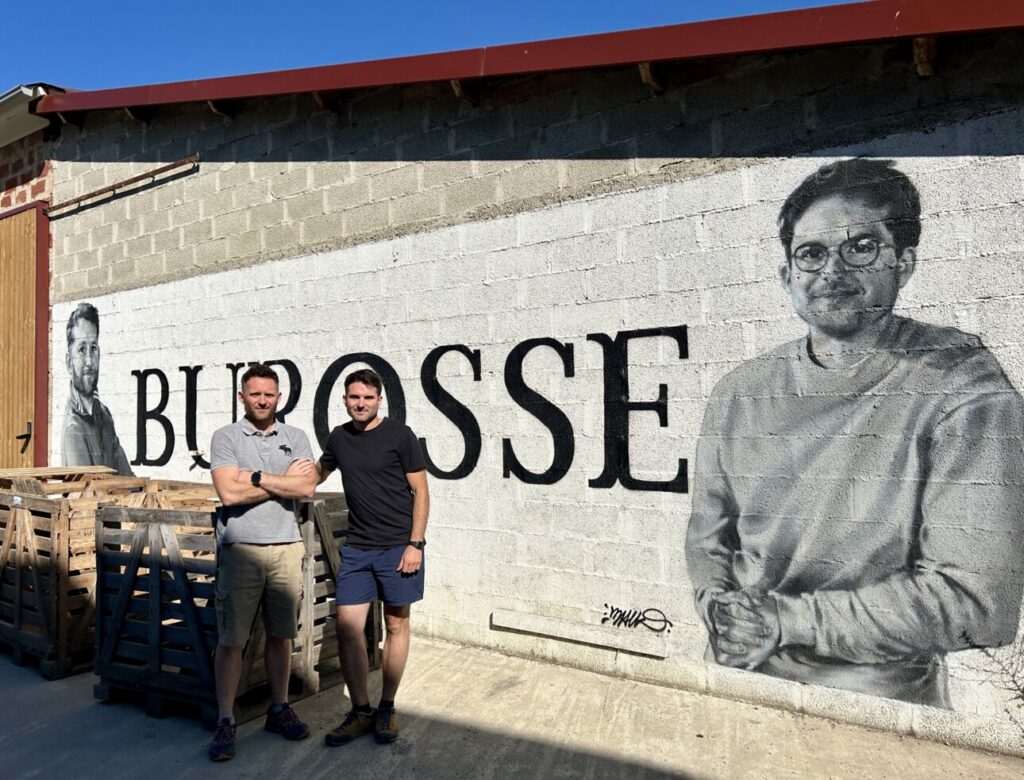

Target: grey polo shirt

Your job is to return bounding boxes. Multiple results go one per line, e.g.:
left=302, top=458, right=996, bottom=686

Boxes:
left=209, top=417, right=316, bottom=545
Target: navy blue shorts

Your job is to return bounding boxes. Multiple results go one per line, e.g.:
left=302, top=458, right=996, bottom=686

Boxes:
left=335, top=544, right=424, bottom=607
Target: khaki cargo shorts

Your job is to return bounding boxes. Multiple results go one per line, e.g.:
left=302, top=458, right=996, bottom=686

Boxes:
left=215, top=541, right=304, bottom=647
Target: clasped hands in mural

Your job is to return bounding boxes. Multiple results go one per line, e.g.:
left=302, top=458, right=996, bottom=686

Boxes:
left=709, top=588, right=781, bottom=670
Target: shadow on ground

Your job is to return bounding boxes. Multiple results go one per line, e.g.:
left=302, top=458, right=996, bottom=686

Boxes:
left=0, top=656, right=692, bottom=780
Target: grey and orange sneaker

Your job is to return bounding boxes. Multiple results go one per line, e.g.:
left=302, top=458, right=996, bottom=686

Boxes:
left=264, top=703, right=310, bottom=740
left=375, top=706, right=399, bottom=743
left=324, top=707, right=376, bottom=746
left=208, top=718, right=237, bottom=761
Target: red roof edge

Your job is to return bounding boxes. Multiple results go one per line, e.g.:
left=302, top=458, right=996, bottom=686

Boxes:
left=34, top=0, right=1024, bottom=116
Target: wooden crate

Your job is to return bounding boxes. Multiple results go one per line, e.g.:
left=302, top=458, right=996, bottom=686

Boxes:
left=0, top=469, right=152, bottom=678
left=144, top=479, right=220, bottom=509
left=93, top=495, right=381, bottom=728
left=307, top=496, right=384, bottom=676
left=0, top=465, right=116, bottom=490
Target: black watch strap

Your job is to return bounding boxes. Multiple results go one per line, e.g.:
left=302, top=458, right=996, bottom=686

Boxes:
left=251, top=470, right=263, bottom=487
left=409, top=540, right=426, bottom=550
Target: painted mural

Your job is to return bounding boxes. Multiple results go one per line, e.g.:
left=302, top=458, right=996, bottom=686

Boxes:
left=49, top=149, right=1024, bottom=730
left=62, top=302, right=134, bottom=475
left=685, top=159, right=1024, bottom=707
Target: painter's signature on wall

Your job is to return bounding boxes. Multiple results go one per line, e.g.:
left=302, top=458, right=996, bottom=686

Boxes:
left=602, top=603, right=673, bottom=634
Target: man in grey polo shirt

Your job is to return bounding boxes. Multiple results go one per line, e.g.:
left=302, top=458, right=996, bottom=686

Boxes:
left=207, top=363, right=318, bottom=762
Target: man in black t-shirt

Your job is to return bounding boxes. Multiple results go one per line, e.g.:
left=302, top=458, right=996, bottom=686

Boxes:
left=316, top=368, right=430, bottom=747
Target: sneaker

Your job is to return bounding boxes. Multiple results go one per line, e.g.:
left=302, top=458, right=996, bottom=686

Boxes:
left=208, top=718, right=236, bottom=762
left=374, top=707, right=399, bottom=743
left=324, top=708, right=376, bottom=746
left=264, top=703, right=311, bottom=740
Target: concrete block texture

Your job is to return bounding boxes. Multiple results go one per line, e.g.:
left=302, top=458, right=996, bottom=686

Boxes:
left=48, top=31, right=1024, bottom=301
left=40, top=28, right=1024, bottom=759
left=51, top=116, right=1024, bottom=755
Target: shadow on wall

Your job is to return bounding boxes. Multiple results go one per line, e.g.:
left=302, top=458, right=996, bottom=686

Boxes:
left=46, top=32, right=1024, bottom=165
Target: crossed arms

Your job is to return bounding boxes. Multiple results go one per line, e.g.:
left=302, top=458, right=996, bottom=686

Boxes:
left=212, top=459, right=317, bottom=506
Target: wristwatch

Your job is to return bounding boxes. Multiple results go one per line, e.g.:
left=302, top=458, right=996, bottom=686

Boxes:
left=409, top=540, right=426, bottom=550
left=251, top=470, right=263, bottom=487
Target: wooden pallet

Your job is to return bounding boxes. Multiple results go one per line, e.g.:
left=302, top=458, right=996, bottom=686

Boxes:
left=94, top=495, right=380, bottom=729
left=93, top=664, right=350, bottom=729
left=0, top=466, right=116, bottom=482
left=0, top=477, right=219, bottom=679
left=0, top=477, right=143, bottom=678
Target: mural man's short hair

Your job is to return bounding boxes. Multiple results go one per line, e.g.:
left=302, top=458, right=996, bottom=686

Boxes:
left=66, top=302, right=100, bottom=346
left=344, top=368, right=383, bottom=395
left=778, top=158, right=922, bottom=259
left=240, top=363, right=280, bottom=388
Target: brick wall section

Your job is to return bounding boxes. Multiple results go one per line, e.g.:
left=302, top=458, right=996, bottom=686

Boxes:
left=48, top=30, right=1024, bottom=302
left=1, top=131, right=52, bottom=210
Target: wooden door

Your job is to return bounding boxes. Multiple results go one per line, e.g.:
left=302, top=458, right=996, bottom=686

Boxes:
left=0, top=207, right=41, bottom=467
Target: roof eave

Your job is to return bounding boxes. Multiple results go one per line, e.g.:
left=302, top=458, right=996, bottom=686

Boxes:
left=33, top=0, right=1024, bottom=117
left=0, top=85, right=56, bottom=147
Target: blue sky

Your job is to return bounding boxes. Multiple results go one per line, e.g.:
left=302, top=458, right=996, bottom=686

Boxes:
left=8, top=1, right=853, bottom=91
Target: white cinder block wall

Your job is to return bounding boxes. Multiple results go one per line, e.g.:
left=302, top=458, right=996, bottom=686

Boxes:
left=46, top=31, right=1024, bottom=756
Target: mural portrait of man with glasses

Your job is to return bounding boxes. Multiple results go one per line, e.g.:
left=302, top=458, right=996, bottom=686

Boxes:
left=686, top=158, right=1024, bottom=708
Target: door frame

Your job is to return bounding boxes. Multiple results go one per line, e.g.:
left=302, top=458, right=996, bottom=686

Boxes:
left=0, top=201, right=50, bottom=466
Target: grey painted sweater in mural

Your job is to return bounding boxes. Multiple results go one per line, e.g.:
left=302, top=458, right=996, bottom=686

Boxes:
left=687, top=316, right=1024, bottom=706
left=62, top=384, right=134, bottom=476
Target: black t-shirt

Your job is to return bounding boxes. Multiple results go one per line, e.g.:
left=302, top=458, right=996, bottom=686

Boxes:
left=321, top=418, right=427, bottom=548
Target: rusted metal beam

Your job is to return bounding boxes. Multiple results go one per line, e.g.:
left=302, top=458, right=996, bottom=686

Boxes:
left=312, top=90, right=348, bottom=114
left=912, top=36, right=938, bottom=77
left=313, top=90, right=350, bottom=127
left=638, top=62, right=665, bottom=94
left=57, top=110, right=86, bottom=128
left=206, top=99, right=241, bottom=119
left=450, top=78, right=481, bottom=107
left=124, top=105, right=154, bottom=123
left=45, top=153, right=200, bottom=215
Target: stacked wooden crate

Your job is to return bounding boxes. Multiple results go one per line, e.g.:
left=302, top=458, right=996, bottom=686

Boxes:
left=93, top=494, right=380, bottom=727
left=0, top=467, right=149, bottom=678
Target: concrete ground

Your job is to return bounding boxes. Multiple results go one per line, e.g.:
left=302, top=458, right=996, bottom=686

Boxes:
left=2, top=637, right=1022, bottom=779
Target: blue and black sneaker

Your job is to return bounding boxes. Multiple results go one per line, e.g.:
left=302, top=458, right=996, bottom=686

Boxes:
left=208, top=718, right=237, bottom=761
left=264, top=703, right=310, bottom=740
